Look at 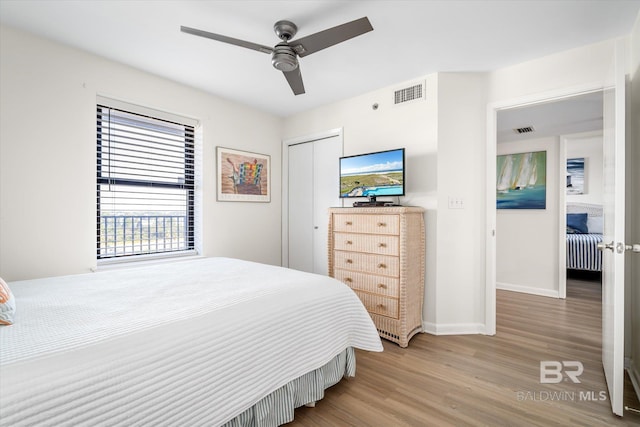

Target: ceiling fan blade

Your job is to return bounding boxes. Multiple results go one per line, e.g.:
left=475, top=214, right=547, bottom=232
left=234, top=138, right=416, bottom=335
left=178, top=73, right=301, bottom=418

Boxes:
left=180, top=26, right=273, bottom=54
left=290, top=17, right=373, bottom=58
left=283, top=67, right=305, bottom=95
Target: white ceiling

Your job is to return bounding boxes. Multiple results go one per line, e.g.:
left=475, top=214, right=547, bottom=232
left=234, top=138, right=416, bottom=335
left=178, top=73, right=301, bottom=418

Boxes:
left=1, top=0, right=638, bottom=117
left=497, top=91, right=604, bottom=143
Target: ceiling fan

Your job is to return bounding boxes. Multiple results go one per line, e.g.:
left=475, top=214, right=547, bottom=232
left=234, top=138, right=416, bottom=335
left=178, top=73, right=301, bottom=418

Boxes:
left=180, top=17, right=373, bottom=95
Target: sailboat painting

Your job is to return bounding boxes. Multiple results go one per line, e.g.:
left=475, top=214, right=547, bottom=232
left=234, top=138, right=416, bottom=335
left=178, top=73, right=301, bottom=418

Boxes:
left=496, top=151, right=546, bottom=209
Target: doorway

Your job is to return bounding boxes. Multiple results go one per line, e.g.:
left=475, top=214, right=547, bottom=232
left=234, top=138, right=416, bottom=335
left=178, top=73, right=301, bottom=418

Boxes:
left=485, top=85, right=606, bottom=335
left=494, top=91, right=604, bottom=300
left=486, top=66, right=628, bottom=417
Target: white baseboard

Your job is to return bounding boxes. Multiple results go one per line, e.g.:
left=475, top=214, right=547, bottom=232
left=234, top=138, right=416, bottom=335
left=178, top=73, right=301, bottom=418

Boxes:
left=626, top=357, right=640, bottom=403
left=423, top=321, right=486, bottom=335
left=497, top=282, right=560, bottom=298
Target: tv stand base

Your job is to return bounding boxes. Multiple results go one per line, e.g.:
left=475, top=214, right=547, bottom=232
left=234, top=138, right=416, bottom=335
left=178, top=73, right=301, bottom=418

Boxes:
left=352, top=201, right=399, bottom=207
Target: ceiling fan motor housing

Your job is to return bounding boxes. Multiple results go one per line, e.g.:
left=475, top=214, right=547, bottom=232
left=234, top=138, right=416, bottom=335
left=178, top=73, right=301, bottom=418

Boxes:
left=272, top=42, right=298, bottom=72
left=273, top=20, right=298, bottom=41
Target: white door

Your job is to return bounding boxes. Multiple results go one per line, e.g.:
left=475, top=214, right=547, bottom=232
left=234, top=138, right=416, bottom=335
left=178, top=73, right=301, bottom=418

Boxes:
left=311, top=137, right=342, bottom=274
left=287, top=135, right=342, bottom=274
left=288, top=142, right=314, bottom=272
left=599, top=41, right=626, bottom=417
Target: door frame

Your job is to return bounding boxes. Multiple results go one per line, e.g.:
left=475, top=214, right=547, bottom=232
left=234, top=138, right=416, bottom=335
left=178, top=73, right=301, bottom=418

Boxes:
left=484, top=83, right=605, bottom=335
left=281, top=128, right=343, bottom=268
left=558, top=135, right=568, bottom=300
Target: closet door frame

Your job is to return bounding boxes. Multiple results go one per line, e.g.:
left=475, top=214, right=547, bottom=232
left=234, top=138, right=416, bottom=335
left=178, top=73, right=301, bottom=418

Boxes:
left=281, top=128, right=343, bottom=269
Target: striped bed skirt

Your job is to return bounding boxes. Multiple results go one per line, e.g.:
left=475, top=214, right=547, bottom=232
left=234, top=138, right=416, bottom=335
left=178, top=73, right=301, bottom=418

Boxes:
left=566, top=233, right=602, bottom=272
left=222, top=347, right=355, bottom=426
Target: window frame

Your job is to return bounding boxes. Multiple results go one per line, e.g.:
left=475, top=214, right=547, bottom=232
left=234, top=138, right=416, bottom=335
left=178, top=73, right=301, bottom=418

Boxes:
left=96, top=104, right=196, bottom=261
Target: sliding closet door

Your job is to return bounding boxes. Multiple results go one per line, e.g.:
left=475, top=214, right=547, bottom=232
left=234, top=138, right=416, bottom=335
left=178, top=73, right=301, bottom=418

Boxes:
left=311, top=136, right=342, bottom=275
left=288, top=135, right=342, bottom=275
left=288, top=142, right=314, bottom=273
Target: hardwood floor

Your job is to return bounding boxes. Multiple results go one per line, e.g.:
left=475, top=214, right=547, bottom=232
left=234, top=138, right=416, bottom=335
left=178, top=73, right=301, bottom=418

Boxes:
left=291, top=278, right=640, bottom=426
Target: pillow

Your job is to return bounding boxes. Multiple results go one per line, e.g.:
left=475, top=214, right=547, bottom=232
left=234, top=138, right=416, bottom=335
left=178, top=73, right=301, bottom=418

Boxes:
left=587, top=216, right=603, bottom=234
left=567, top=213, right=588, bottom=234
left=0, top=277, right=16, bottom=325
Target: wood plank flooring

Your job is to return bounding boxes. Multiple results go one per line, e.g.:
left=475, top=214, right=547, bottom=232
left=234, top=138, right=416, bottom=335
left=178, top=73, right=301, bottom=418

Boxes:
left=291, top=278, right=640, bottom=426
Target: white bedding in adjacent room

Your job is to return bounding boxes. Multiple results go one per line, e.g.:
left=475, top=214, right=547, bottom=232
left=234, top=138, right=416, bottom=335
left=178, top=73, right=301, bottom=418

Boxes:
left=0, top=257, right=382, bottom=426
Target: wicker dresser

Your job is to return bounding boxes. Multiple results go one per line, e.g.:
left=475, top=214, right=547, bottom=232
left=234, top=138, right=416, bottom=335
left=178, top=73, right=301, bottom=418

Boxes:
left=328, top=206, right=425, bottom=347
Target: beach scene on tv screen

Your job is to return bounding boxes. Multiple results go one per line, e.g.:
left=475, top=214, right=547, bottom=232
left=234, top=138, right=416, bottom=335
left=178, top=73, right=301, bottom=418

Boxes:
left=340, top=150, right=404, bottom=197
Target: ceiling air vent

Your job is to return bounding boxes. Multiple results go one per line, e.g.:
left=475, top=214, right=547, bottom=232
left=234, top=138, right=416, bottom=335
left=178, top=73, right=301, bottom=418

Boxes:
left=514, top=126, right=535, bottom=134
left=394, top=82, right=425, bottom=105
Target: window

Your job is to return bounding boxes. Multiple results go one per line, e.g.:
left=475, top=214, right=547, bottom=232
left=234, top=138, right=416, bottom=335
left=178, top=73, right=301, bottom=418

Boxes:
left=96, top=104, right=195, bottom=259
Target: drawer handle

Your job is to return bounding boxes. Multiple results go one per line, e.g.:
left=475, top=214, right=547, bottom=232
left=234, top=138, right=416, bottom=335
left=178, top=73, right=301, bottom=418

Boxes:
left=345, top=221, right=353, bottom=226
left=378, top=243, right=386, bottom=248
left=346, top=259, right=353, bottom=264
left=377, top=222, right=386, bottom=227
left=346, top=240, right=353, bottom=245
left=377, top=283, right=387, bottom=289
left=377, top=263, right=386, bottom=269
left=376, top=303, right=386, bottom=309
left=345, top=277, right=353, bottom=283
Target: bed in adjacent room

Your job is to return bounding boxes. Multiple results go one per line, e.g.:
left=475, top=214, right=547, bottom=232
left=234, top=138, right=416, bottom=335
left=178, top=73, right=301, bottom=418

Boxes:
left=566, top=203, right=603, bottom=272
left=0, top=257, right=383, bottom=426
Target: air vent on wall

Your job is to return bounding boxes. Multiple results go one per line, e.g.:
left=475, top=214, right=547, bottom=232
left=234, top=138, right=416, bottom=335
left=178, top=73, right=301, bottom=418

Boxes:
left=514, top=126, right=535, bottom=134
left=394, top=82, right=425, bottom=105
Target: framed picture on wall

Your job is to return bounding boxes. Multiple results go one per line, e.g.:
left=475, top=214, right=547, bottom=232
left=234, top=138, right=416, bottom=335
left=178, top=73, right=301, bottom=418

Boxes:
left=566, top=157, right=586, bottom=195
left=217, top=147, right=270, bottom=202
left=496, top=150, right=547, bottom=209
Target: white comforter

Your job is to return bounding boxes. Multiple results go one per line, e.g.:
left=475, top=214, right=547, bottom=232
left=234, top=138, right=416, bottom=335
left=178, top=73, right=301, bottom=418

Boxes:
left=0, top=257, right=382, bottom=426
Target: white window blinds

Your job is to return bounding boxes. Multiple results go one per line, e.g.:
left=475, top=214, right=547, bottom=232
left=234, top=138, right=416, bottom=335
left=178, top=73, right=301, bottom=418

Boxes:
left=96, top=105, right=195, bottom=259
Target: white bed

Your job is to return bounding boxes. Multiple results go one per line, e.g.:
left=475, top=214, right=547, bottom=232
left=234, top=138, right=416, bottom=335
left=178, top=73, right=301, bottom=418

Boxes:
left=0, top=257, right=382, bottom=426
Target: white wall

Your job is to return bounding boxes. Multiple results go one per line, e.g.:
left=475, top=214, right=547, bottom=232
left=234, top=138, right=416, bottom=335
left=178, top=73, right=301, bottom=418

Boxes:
left=424, top=40, right=619, bottom=334
left=566, top=132, right=604, bottom=205
left=0, top=25, right=283, bottom=281
left=496, top=137, right=560, bottom=297
left=284, top=72, right=489, bottom=334
left=283, top=75, right=440, bottom=327
left=433, top=73, right=488, bottom=333
left=487, top=39, right=618, bottom=103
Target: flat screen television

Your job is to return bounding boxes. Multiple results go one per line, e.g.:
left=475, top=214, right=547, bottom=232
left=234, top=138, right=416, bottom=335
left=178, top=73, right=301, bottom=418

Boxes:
left=339, top=148, right=405, bottom=203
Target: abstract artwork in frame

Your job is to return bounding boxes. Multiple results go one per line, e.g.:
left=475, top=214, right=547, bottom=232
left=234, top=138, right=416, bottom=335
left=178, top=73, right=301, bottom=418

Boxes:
left=217, top=147, right=270, bottom=202
left=496, top=150, right=546, bottom=209
left=566, top=157, right=586, bottom=195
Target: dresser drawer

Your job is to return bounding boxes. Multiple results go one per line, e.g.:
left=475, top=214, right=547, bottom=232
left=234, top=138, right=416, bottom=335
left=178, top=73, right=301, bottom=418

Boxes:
left=334, top=251, right=399, bottom=277
left=354, top=291, right=399, bottom=319
left=334, top=269, right=400, bottom=297
left=333, top=232, right=399, bottom=256
left=332, top=214, right=399, bottom=235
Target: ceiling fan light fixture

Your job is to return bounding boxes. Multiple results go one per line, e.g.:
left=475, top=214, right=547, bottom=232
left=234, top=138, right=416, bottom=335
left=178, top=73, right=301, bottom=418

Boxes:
left=271, top=43, right=298, bottom=72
